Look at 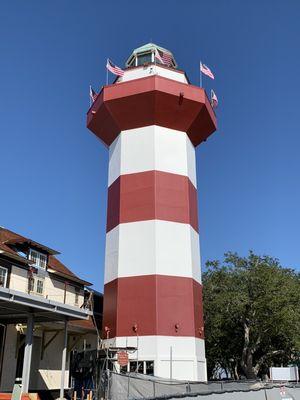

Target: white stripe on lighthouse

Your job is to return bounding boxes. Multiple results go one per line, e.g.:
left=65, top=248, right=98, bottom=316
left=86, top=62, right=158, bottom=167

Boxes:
left=108, top=125, right=197, bottom=188
left=104, top=220, right=201, bottom=285
left=103, top=335, right=207, bottom=381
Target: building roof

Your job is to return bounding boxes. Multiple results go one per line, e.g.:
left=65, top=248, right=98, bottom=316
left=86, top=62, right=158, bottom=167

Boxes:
left=0, top=226, right=59, bottom=255
left=47, top=255, right=92, bottom=286
left=0, top=241, right=17, bottom=255
left=0, top=227, right=91, bottom=286
left=132, top=42, right=172, bottom=55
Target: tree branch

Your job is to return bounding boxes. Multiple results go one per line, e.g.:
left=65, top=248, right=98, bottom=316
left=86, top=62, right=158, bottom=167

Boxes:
left=253, top=350, right=285, bottom=374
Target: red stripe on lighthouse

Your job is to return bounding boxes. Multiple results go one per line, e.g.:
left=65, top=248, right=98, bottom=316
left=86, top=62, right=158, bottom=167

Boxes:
left=87, top=75, right=217, bottom=147
left=106, top=171, right=199, bottom=232
left=103, top=275, right=204, bottom=339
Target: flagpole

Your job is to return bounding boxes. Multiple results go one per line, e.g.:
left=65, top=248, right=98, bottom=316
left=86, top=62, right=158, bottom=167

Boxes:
left=200, top=61, right=203, bottom=88
left=89, top=85, right=92, bottom=107
left=106, top=58, right=109, bottom=86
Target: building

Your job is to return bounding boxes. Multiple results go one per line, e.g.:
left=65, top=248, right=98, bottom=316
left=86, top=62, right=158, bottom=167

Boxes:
left=0, top=226, right=101, bottom=394
left=87, top=43, right=217, bottom=381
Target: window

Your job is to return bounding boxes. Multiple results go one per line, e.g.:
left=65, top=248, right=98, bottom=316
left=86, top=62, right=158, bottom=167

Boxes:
left=137, top=361, right=144, bottom=373
left=129, top=361, right=137, bottom=372
left=120, top=365, right=128, bottom=374
left=28, top=277, right=44, bottom=295
left=145, top=361, right=154, bottom=376
left=36, top=279, right=44, bottom=294
left=75, top=287, right=80, bottom=305
left=0, top=267, right=8, bottom=287
left=29, top=249, right=47, bottom=269
left=137, top=53, right=152, bottom=66
left=29, top=250, right=37, bottom=264
left=39, top=254, right=47, bottom=269
left=128, top=360, right=154, bottom=375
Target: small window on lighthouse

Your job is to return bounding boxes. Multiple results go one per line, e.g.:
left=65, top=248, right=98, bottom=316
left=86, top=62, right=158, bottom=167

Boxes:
left=145, top=361, right=154, bottom=375
left=137, top=52, right=152, bottom=66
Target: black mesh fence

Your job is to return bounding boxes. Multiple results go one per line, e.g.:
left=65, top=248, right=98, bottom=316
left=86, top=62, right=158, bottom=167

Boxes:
left=108, top=371, right=300, bottom=400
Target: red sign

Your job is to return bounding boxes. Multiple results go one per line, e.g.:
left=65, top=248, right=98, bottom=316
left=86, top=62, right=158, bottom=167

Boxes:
left=117, top=351, right=129, bottom=366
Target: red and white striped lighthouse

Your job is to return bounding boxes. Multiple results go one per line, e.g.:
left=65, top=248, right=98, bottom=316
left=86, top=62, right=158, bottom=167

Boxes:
left=87, top=43, right=217, bottom=381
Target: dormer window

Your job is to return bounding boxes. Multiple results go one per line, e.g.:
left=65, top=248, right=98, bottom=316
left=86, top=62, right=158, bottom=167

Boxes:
left=29, top=249, right=47, bottom=269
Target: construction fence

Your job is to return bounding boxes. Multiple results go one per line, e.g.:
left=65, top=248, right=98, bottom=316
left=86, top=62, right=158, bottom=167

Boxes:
left=108, top=371, right=300, bottom=400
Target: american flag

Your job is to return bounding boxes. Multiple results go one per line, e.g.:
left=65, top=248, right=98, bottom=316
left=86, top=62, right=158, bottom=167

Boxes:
left=106, top=59, right=125, bottom=76
left=162, top=51, right=173, bottom=66
left=155, top=48, right=164, bottom=64
left=89, top=86, right=98, bottom=103
left=211, top=89, right=218, bottom=108
left=155, top=48, right=173, bottom=67
left=200, top=62, right=215, bottom=80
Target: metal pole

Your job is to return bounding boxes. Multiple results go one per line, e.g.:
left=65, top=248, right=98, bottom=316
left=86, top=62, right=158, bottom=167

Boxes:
left=136, top=333, right=139, bottom=372
left=127, top=373, right=130, bottom=399
left=21, top=314, right=34, bottom=393
left=106, top=59, right=109, bottom=86
left=186, top=383, right=191, bottom=393
left=106, top=369, right=110, bottom=400
left=170, top=346, right=173, bottom=380
left=60, top=319, right=68, bottom=399
left=200, top=62, right=203, bottom=88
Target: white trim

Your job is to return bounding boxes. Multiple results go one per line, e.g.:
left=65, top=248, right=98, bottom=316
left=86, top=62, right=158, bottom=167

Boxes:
left=121, top=65, right=186, bottom=84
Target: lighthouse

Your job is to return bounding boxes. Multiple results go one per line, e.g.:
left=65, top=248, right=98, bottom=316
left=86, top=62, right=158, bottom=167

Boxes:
left=87, top=43, right=217, bottom=381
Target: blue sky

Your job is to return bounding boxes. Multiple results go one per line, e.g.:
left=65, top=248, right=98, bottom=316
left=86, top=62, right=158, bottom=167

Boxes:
left=1, top=1, right=299, bottom=290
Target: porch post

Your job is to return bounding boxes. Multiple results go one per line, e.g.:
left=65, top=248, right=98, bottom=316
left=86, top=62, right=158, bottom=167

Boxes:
left=59, top=318, right=68, bottom=399
left=22, top=313, right=34, bottom=393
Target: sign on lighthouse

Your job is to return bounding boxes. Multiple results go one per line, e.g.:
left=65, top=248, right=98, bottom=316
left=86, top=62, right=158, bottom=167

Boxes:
left=87, top=43, right=217, bottom=381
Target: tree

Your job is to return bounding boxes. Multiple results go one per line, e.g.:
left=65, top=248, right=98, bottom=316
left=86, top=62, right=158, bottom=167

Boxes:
left=203, top=251, right=300, bottom=379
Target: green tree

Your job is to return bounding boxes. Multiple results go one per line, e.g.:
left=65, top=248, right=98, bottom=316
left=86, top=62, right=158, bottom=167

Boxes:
left=203, top=252, right=300, bottom=379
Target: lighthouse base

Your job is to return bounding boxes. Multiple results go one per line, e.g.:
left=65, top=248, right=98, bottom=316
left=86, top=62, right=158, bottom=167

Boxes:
left=104, top=336, right=207, bottom=381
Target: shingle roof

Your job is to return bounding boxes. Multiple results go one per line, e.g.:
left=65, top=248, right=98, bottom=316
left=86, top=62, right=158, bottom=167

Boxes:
left=47, top=255, right=92, bottom=286
left=0, top=227, right=91, bottom=286
left=0, top=226, right=59, bottom=255
left=0, top=241, right=16, bottom=255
